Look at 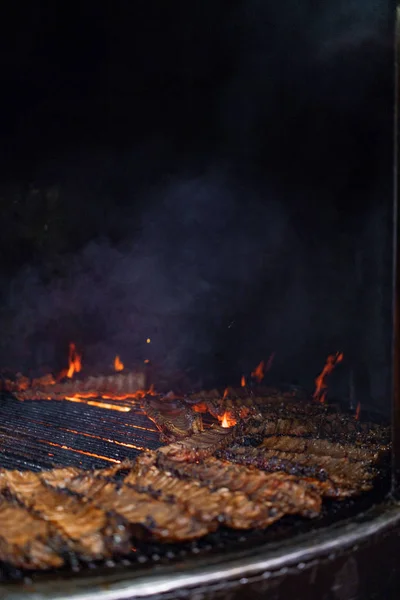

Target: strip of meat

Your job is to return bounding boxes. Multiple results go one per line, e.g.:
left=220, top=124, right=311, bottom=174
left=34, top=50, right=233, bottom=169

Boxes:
left=39, top=466, right=84, bottom=487
left=0, top=497, right=64, bottom=570
left=141, top=453, right=322, bottom=517
left=9, top=372, right=146, bottom=401
left=260, top=436, right=386, bottom=462
left=155, top=425, right=238, bottom=462
left=141, top=395, right=204, bottom=441
left=126, top=466, right=295, bottom=529
left=43, top=472, right=212, bottom=543
left=219, top=446, right=375, bottom=495
left=240, top=413, right=389, bottom=447
left=0, top=470, right=130, bottom=561
left=240, top=416, right=316, bottom=439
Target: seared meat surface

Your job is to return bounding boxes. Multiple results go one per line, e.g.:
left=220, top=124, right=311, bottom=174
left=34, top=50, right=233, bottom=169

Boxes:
left=141, top=395, right=204, bottom=441
left=0, top=469, right=130, bottom=561
left=0, top=497, right=65, bottom=570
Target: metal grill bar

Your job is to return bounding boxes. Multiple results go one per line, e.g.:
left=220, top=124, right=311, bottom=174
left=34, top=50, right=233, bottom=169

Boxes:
left=0, top=395, right=161, bottom=471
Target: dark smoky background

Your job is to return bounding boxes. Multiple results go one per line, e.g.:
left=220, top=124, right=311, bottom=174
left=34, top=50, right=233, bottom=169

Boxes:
left=0, top=1, right=394, bottom=409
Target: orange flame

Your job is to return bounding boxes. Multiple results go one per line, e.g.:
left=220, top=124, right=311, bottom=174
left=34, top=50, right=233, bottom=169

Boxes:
left=114, top=355, right=124, bottom=372
left=223, top=387, right=229, bottom=400
left=355, top=402, right=361, bottom=420
left=220, top=411, right=237, bottom=428
left=67, top=343, right=82, bottom=379
left=313, top=352, right=343, bottom=404
left=241, top=375, right=246, bottom=387
left=251, top=361, right=265, bottom=383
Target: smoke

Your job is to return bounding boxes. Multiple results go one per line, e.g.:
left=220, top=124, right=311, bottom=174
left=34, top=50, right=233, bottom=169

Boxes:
left=0, top=173, right=290, bottom=379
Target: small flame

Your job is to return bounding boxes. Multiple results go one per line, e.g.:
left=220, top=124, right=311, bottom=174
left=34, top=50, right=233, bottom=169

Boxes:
left=251, top=361, right=265, bottom=383
left=114, top=355, right=124, bottom=372
left=355, top=402, right=361, bottom=420
left=313, top=351, right=343, bottom=404
left=146, top=338, right=151, bottom=344
left=220, top=411, right=237, bottom=428
left=67, top=343, right=82, bottom=379
left=223, top=387, right=229, bottom=400
left=241, top=375, right=246, bottom=387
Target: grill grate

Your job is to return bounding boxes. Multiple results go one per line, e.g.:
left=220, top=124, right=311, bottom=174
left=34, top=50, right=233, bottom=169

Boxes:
left=0, top=394, right=162, bottom=471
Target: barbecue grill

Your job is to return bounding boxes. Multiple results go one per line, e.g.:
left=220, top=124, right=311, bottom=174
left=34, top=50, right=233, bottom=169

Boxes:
left=0, top=4, right=397, bottom=600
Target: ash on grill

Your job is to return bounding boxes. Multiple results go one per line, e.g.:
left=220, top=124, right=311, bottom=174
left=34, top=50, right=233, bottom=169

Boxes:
left=0, top=382, right=390, bottom=573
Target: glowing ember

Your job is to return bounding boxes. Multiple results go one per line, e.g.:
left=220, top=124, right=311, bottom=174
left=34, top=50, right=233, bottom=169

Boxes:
left=146, top=338, right=151, bottom=344
left=41, top=440, right=121, bottom=463
left=65, top=397, right=132, bottom=412
left=220, top=412, right=237, bottom=428
left=222, top=387, right=229, bottom=400
left=241, top=375, right=246, bottom=387
left=114, top=355, right=124, bottom=372
left=251, top=361, right=265, bottom=383
left=313, top=351, right=344, bottom=404
left=67, top=343, right=82, bottom=379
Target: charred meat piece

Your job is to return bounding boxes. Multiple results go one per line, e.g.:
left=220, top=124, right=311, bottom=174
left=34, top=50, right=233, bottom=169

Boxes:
left=186, top=388, right=323, bottom=420
left=0, top=470, right=130, bottom=561
left=40, top=466, right=84, bottom=487
left=240, top=412, right=389, bottom=446
left=219, top=446, right=375, bottom=495
left=155, top=425, right=238, bottom=462
left=240, top=416, right=316, bottom=440
left=45, top=472, right=211, bottom=543
left=10, top=372, right=146, bottom=401
left=141, top=395, right=203, bottom=441
left=0, top=497, right=64, bottom=570
left=143, top=454, right=322, bottom=517
left=125, top=466, right=294, bottom=529
left=259, top=436, right=387, bottom=462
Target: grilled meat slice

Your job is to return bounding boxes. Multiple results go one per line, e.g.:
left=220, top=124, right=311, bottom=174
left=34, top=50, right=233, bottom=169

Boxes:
left=240, top=412, right=389, bottom=447
left=259, top=436, right=387, bottom=462
left=125, top=466, right=293, bottom=529
left=240, top=416, right=315, bottom=440
left=141, top=395, right=203, bottom=441
left=139, top=453, right=322, bottom=517
left=44, top=473, right=212, bottom=543
left=0, top=497, right=64, bottom=570
left=219, top=446, right=375, bottom=495
left=0, top=470, right=130, bottom=561
left=155, top=425, right=238, bottom=462
left=186, top=388, right=324, bottom=420
left=40, top=466, right=84, bottom=487
left=10, top=372, right=146, bottom=401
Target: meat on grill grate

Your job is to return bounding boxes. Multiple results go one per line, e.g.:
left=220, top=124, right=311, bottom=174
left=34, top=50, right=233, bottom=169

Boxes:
left=136, top=454, right=322, bottom=517
left=0, top=497, right=65, bottom=570
left=42, top=471, right=212, bottom=542
left=141, top=395, right=204, bottom=441
left=0, top=469, right=130, bottom=561
left=153, top=425, right=239, bottom=462
left=0, top=391, right=390, bottom=572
